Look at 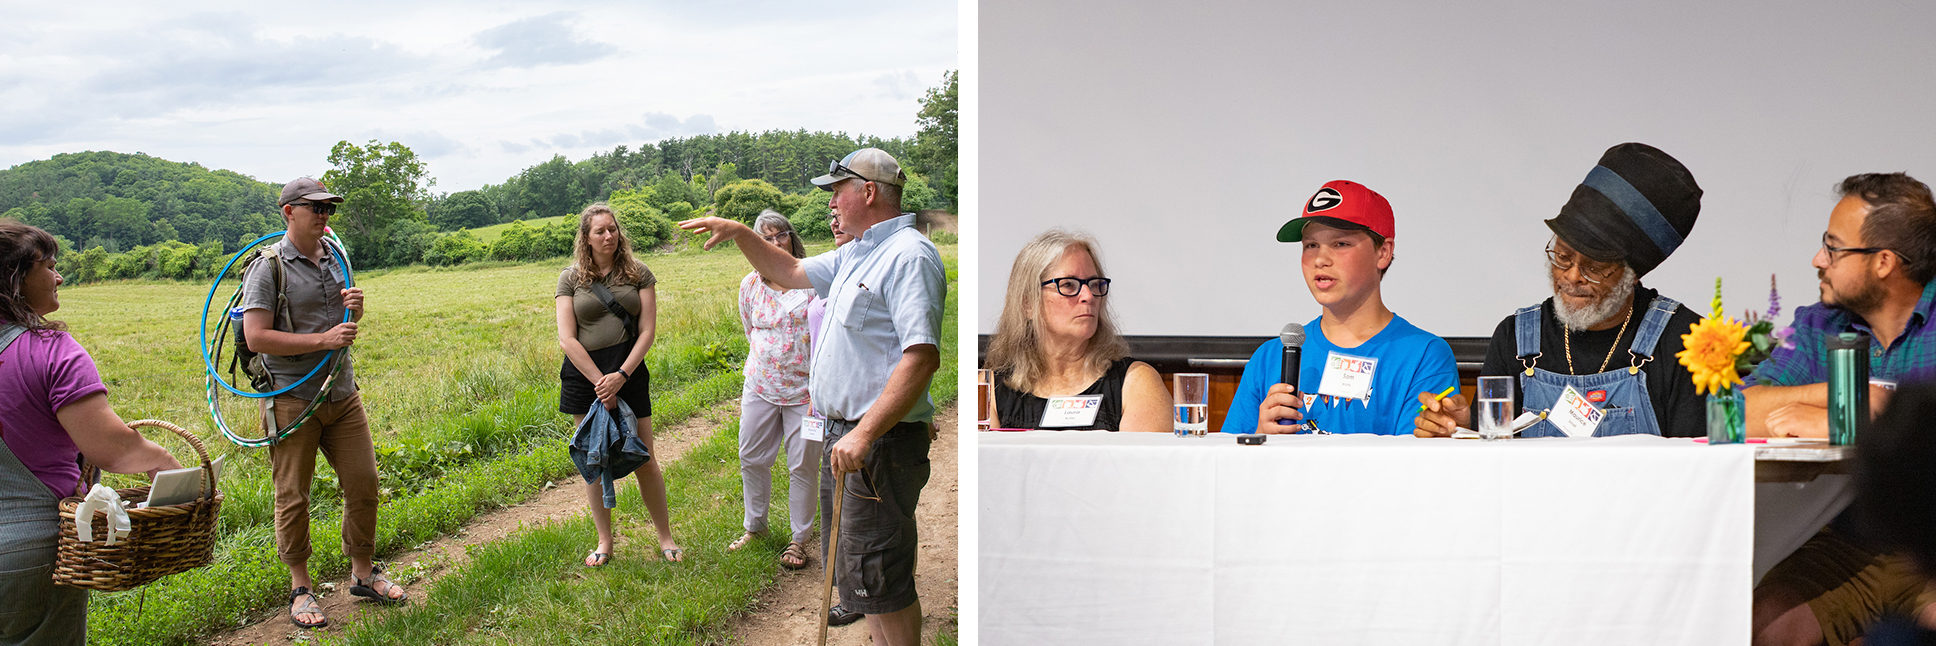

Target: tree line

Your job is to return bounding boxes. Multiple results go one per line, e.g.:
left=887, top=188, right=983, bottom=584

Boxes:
left=0, top=71, right=958, bottom=283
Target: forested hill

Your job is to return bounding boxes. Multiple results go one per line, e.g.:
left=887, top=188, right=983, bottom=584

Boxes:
left=0, top=151, right=282, bottom=253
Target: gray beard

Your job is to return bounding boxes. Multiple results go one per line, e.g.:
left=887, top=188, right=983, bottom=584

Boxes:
left=1551, top=265, right=1638, bottom=332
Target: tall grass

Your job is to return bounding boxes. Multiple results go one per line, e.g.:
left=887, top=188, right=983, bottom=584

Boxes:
left=50, top=240, right=956, bottom=645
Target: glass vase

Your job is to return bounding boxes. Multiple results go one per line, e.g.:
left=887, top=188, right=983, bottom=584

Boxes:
left=1706, top=386, right=1746, bottom=444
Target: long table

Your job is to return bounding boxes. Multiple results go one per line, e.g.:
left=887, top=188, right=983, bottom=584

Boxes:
left=979, top=432, right=1850, bottom=645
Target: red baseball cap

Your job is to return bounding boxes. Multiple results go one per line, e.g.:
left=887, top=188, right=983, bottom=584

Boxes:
left=1276, top=180, right=1395, bottom=242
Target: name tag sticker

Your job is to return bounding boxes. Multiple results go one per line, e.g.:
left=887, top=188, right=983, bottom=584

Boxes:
left=1551, top=385, right=1605, bottom=437
left=1316, top=352, right=1378, bottom=401
left=1039, top=395, right=1104, bottom=428
left=802, top=416, right=825, bottom=442
left=777, top=289, right=810, bottom=311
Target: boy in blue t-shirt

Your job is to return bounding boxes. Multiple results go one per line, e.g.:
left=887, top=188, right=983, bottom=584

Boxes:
left=1220, top=180, right=1458, bottom=435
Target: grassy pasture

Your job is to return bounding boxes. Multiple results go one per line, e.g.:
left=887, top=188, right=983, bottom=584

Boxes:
left=51, top=240, right=954, bottom=645
left=464, top=215, right=572, bottom=243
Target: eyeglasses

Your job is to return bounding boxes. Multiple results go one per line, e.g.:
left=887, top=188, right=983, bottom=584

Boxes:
left=1041, top=276, right=1112, bottom=297
left=1545, top=241, right=1620, bottom=285
left=761, top=231, right=792, bottom=245
left=290, top=201, right=338, bottom=216
left=828, top=159, right=875, bottom=185
left=1820, top=233, right=1904, bottom=264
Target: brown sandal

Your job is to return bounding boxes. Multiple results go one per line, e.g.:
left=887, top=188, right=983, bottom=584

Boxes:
left=289, top=587, right=327, bottom=628
left=780, top=541, right=809, bottom=570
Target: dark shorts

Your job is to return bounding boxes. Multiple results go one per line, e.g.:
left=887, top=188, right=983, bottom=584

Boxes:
left=559, top=342, right=652, bottom=416
left=821, top=419, right=931, bottom=615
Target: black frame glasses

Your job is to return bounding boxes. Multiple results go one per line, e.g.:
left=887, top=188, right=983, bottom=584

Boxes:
left=290, top=201, right=338, bottom=216
left=1544, top=240, right=1619, bottom=284
left=1041, top=276, right=1111, bottom=297
left=1820, top=233, right=1904, bottom=264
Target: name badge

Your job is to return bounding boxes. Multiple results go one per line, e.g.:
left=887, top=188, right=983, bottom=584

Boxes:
left=1316, top=352, right=1377, bottom=401
left=802, top=415, right=826, bottom=442
left=777, top=289, right=810, bottom=311
left=1551, top=385, right=1605, bottom=437
left=1039, top=395, right=1104, bottom=428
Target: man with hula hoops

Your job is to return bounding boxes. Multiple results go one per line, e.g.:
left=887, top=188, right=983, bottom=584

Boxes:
left=241, top=178, right=407, bottom=629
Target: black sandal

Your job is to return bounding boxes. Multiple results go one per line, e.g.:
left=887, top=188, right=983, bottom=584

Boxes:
left=289, top=587, right=328, bottom=628
left=350, top=564, right=409, bottom=604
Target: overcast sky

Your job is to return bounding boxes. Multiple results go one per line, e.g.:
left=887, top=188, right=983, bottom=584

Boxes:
left=0, top=1, right=957, bottom=192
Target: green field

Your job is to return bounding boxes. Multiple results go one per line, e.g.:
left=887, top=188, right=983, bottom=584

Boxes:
left=54, top=241, right=958, bottom=645
left=464, top=215, right=573, bottom=244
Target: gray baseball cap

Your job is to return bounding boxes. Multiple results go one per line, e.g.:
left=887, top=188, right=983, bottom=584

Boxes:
left=811, top=148, right=906, bottom=188
left=279, top=177, right=344, bottom=206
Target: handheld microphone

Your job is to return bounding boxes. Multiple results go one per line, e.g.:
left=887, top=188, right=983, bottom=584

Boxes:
left=1280, top=323, right=1305, bottom=395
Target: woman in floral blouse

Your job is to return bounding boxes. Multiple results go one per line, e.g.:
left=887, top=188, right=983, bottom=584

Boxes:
left=727, top=210, right=819, bottom=569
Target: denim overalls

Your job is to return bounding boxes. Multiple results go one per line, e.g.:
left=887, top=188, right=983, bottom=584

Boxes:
left=1513, top=296, right=1681, bottom=438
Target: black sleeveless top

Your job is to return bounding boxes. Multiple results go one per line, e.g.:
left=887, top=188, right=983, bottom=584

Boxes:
left=994, top=357, right=1138, bottom=431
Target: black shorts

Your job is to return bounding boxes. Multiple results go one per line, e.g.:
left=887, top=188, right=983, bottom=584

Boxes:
left=559, top=341, right=652, bottom=416
left=822, top=419, right=931, bottom=615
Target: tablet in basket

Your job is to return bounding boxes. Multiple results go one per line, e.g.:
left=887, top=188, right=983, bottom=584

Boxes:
left=141, top=456, right=223, bottom=508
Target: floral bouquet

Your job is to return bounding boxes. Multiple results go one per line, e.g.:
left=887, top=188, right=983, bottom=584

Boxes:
left=1677, top=275, right=1794, bottom=443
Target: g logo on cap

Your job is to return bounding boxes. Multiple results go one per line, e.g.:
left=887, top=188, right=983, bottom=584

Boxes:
left=1306, top=188, right=1343, bottom=213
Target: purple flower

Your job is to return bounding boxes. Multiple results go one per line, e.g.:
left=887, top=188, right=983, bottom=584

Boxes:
left=1773, top=325, right=1796, bottom=350
left=1766, top=274, right=1782, bottom=321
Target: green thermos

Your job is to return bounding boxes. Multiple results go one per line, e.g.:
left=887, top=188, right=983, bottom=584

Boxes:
left=1825, top=331, right=1870, bottom=445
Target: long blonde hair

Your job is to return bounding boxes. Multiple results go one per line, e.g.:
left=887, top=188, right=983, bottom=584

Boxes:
left=571, top=203, right=648, bottom=288
left=984, top=228, right=1129, bottom=393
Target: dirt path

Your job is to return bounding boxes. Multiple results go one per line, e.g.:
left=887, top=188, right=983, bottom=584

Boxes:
left=729, top=405, right=959, bottom=646
left=207, top=401, right=738, bottom=646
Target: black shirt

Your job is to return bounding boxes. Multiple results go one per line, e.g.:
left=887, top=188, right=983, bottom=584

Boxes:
left=994, top=357, right=1137, bottom=431
left=1479, top=286, right=1707, bottom=437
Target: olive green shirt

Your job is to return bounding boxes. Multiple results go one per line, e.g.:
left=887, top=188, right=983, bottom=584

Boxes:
left=557, top=265, right=657, bottom=352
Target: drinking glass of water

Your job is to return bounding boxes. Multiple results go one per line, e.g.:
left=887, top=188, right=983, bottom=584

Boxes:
left=1174, top=373, right=1209, bottom=437
left=976, top=369, right=996, bottom=431
left=1477, top=376, right=1514, bottom=441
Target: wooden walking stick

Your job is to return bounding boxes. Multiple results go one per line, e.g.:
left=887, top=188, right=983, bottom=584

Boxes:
left=819, top=475, right=846, bottom=646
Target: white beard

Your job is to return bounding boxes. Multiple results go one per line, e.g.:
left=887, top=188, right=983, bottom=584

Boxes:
left=1551, top=265, right=1638, bottom=332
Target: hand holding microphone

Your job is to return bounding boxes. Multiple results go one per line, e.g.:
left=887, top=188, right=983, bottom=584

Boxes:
left=1258, top=323, right=1307, bottom=434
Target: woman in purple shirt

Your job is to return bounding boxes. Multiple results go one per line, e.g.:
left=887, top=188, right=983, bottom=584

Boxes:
left=0, top=220, right=180, bottom=645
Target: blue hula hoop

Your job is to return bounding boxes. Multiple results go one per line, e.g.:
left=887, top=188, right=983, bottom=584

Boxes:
left=199, top=230, right=355, bottom=398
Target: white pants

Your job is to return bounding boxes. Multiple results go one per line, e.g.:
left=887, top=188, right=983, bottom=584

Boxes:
left=739, top=390, right=820, bottom=542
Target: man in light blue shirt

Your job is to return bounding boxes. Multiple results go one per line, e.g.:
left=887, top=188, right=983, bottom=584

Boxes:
left=679, top=148, right=942, bottom=646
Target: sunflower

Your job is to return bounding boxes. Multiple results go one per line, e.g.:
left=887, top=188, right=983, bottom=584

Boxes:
left=1678, top=316, right=1752, bottom=395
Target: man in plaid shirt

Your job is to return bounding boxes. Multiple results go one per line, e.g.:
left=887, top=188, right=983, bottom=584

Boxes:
left=1749, top=172, right=1936, bottom=646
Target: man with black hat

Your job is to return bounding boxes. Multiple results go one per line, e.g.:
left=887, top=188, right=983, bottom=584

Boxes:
left=1414, top=143, right=1707, bottom=439
left=242, top=177, right=407, bottom=629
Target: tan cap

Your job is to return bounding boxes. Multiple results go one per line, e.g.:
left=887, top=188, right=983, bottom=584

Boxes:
left=811, top=148, right=906, bottom=188
left=279, top=177, right=344, bottom=206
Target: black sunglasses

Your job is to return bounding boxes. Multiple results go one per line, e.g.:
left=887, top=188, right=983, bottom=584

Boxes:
left=290, top=201, right=338, bottom=216
left=1041, top=276, right=1111, bottom=297
left=828, top=159, right=875, bottom=184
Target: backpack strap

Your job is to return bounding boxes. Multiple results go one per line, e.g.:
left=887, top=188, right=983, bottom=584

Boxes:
left=588, top=278, right=638, bottom=341
left=0, top=323, right=25, bottom=357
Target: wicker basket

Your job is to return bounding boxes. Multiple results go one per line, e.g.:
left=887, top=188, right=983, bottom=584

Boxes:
left=52, top=419, right=222, bottom=591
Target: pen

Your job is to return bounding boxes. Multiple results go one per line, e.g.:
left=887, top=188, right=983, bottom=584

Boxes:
left=1417, top=385, right=1457, bottom=414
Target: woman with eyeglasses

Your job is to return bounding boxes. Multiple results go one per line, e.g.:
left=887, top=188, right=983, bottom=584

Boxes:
left=0, top=220, right=182, bottom=645
left=556, top=203, right=680, bottom=566
left=725, top=210, right=821, bottom=569
left=983, top=229, right=1170, bottom=431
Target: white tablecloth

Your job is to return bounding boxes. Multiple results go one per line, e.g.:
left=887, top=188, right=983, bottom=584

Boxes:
left=980, top=432, right=1762, bottom=645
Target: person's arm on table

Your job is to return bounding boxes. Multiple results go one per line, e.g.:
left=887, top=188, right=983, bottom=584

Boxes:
left=1746, top=382, right=1894, bottom=438
left=677, top=217, right=811, bottom=289
left=829, top=344, right=939, bottom=474
left=1116, top=361, right=1171, bottom=433
left=1404, top=338, right=1462, bottom=436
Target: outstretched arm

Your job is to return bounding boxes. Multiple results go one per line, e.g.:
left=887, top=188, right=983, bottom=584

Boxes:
left=676, top=217, right=811, bottom=289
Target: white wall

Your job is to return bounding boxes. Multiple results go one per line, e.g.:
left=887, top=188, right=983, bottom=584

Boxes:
left=978, top=0, right=1936, bottom=338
